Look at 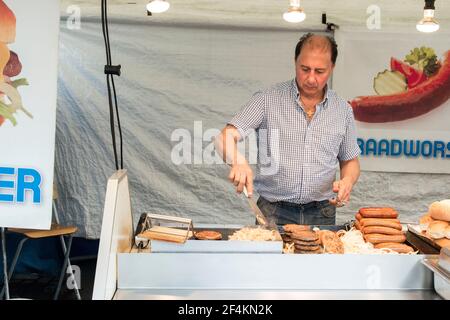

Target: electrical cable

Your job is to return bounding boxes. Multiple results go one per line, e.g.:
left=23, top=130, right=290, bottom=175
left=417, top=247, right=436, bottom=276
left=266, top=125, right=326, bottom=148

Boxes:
left=101, top=0, right=123, bottom=170
left=105, top=0, right=124, bottom=169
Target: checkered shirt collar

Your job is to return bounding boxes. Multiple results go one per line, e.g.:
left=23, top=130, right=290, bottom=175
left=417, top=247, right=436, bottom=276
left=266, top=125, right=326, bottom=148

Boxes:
left=292, top=78, right=330, bottom=109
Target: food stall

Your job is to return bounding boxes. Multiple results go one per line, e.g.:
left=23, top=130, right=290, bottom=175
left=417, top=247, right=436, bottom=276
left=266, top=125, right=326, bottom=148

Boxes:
left=92, top=170, right=449, bottom=300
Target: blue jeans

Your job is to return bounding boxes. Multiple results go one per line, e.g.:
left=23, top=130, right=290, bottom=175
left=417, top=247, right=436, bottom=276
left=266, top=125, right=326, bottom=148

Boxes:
left=256, top=196, right=336, bottom=226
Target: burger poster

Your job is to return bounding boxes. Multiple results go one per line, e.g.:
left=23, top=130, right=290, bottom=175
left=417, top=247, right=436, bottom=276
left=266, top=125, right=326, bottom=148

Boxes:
left=334, top=29, right=450, bottom=174
left=0, top=0, right=59, bottom=229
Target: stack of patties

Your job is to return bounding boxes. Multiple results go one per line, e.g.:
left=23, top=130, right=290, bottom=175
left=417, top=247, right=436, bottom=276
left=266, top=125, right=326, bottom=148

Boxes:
left=290, top=229, right=322, bottom=254
left=281, top=224, right=310, bottom=244
left=355, top=207, right=413, bottom=253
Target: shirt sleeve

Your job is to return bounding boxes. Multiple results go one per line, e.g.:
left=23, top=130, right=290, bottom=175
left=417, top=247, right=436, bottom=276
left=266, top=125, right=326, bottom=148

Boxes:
left=228, top=91, right=265, bottom=141
left=338, top=105, right=361, bottom=161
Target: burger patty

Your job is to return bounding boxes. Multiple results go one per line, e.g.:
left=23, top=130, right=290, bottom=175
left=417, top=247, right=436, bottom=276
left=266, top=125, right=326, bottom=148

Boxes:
left=194, top=230, right=222, bottom=240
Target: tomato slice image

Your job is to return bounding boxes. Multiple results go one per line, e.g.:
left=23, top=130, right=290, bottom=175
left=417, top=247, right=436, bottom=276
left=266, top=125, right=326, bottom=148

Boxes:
left=390, top=57, right=427, bottom=89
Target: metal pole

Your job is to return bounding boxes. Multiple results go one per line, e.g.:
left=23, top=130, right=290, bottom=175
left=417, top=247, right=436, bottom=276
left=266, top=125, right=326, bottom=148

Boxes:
left=1, top=227, right=10, bottom=300
left=54, top=235, right=74, bottom=300
left=53, top=202, right=81, bottom=300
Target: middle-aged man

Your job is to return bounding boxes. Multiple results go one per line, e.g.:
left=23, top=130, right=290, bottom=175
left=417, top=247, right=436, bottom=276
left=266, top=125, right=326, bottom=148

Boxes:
left=215, top=33, right=361, bottom=226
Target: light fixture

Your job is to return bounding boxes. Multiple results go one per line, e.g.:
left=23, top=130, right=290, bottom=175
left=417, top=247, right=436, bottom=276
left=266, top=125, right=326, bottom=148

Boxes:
left=416, top=0, right=439, bottom=33
left=283, top=0, right=306, bottom=23
left=146, top=0, right=170, bottom=14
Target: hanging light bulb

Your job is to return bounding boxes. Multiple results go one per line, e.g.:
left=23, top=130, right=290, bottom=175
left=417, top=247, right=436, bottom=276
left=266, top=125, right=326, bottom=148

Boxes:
left=146, top=0, right=170, bottom=14
left=283, top=0, right=306, bottom=23
left=416, top=0, right=439, bottom=33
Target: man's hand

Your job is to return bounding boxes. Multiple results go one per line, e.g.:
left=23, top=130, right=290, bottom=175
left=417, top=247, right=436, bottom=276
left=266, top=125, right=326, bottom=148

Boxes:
left=229, top=163, right=254, bottom=196
left=329, top=177, right=353, bottom=207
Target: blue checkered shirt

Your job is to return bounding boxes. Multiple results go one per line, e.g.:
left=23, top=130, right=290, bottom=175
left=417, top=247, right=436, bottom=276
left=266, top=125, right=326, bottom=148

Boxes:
left=228, top=79, right=360, bottom=204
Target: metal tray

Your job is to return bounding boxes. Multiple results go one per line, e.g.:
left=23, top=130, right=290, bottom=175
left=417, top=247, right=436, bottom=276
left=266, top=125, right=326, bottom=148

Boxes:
left=150, top=227, right=283, bottom=253
left=422, top=257, right=450, bottom=300
left=278, top=223, right=352, bottom=234
left=407, top=224, right=446, bottom=254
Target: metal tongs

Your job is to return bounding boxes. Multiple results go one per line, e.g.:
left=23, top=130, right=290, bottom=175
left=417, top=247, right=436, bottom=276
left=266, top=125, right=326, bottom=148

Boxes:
left=242, top=186, right=270, bottom=228
left=329, top=195, right=347, bottom=208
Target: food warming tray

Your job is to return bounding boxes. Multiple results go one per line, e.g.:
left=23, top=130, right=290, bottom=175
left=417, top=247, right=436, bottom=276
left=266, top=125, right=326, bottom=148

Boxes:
left=149, top=227, right=283, bottom=253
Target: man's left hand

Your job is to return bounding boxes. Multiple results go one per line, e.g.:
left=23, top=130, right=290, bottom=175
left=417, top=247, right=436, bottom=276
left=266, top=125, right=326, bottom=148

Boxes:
left=329, top=178, right=353, bottom=207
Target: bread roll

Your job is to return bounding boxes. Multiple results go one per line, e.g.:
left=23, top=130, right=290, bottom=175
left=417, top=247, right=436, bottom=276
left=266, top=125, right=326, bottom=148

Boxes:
left=435, top=238, right=450, bottom=249
left=445, top=225, right=450, bottom=240
left=429, top=200, right=450, bottom=222
left=419, top=213, right=434, bottom=231
left=426, top=220, right=449, bottom=239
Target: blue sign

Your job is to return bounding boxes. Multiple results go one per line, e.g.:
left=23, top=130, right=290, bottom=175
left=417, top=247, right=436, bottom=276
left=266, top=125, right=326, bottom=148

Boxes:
left=0, top=167, right=42, bottom=204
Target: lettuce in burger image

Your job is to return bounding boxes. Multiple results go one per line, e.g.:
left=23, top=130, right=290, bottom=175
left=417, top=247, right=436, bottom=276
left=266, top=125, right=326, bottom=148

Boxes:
left=0, top=0, right=31, bottom=127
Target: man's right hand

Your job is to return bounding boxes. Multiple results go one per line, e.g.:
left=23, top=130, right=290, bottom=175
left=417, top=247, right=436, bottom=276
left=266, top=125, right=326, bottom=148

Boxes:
left=228, top=163, right=253, bottom=197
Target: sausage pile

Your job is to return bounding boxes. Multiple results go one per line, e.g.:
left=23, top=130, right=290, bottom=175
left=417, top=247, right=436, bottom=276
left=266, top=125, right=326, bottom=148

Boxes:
left=354, top=207, right=414, bottom=254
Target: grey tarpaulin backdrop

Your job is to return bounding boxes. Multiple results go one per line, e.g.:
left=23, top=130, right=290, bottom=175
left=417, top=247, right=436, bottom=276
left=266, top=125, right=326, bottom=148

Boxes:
left=55, top=18, right=449, bottom=239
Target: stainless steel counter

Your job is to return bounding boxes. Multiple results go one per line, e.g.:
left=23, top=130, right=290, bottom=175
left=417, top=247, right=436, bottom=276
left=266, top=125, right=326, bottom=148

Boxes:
left=91, top=181, right=443, bottom=301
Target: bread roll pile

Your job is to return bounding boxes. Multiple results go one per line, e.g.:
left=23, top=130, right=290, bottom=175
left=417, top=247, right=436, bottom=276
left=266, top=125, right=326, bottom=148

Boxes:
left=420, top=200, right=450, bottom=248
left=354, top=207, right=414, bottom=254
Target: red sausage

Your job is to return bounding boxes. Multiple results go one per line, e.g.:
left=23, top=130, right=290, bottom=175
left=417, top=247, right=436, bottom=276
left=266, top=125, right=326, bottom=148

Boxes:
left=359, top=207, right=399, bottom=219
left=350, top=51, right=450, bottom=123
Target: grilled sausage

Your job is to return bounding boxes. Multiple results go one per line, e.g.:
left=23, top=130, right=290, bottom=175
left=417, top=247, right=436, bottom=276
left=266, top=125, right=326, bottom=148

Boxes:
left=359, top=218, right=402, bottom=230
left=359, top=207, right=398, bottom=219
left=355, top=213, right=362, bottom=221
left=359, top=207, right=396, bottom=213
left=374, top=242, right=414, bottom=253
left=362, top=226, right=404, bottom=235
left=364, top=233, right=406, bottom=244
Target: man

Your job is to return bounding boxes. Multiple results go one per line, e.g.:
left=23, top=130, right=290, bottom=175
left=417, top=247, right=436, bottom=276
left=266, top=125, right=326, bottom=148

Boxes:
left=215, top=33, right=360, bottom=225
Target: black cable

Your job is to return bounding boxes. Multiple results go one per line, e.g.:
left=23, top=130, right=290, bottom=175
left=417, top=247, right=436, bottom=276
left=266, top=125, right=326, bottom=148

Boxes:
left=101, top=1, right=118, bottom=170
left=101, top=0, right=111, bottom=65
left=104, top=0, right=123, bottom=169
left=104, top=0, right=112, bottom=65
left=101, top=0, right=124, bottom=170
left=106, top=74, right=119, bottom=170
left=111, top=76, right=124, bottom=169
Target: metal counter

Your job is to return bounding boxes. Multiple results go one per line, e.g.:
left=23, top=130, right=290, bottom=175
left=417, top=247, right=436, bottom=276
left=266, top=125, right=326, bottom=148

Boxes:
left=114, top=289, right=439, bottom=300
left=92, top=174, right=441, bottom=300
left=115, top=250, right=439, bottom=299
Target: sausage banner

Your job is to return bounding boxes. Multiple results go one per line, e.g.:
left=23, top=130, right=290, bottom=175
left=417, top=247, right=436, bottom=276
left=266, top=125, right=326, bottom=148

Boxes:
left=0, top=0, right=59, bottom=228
left=334, top=28, right=450, bottom=173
